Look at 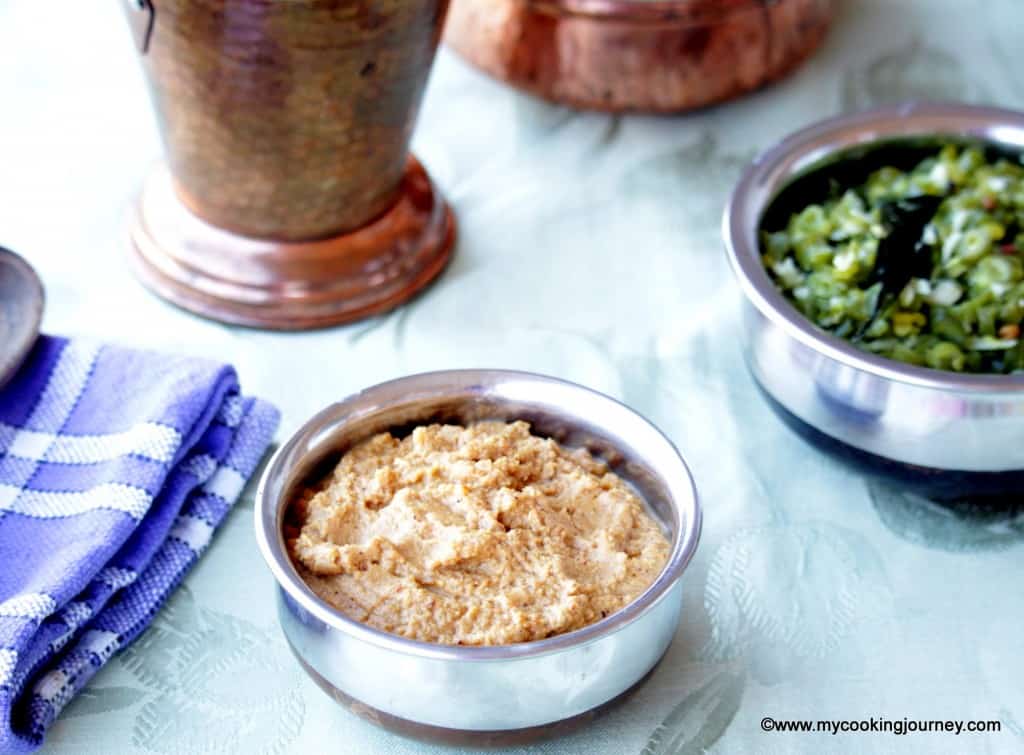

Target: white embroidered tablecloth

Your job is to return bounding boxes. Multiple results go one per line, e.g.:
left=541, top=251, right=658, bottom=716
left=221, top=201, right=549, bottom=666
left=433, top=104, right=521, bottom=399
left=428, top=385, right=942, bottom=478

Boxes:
left=1, top=1, right=1022, bottom=753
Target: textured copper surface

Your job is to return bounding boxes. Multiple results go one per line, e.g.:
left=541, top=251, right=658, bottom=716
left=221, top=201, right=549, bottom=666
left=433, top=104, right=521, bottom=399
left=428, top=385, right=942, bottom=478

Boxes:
left=445, top=0, right=833, bottom=112
left=129, top=157, right=455, bottom=330
left=138, top=0, right=450, bottom=241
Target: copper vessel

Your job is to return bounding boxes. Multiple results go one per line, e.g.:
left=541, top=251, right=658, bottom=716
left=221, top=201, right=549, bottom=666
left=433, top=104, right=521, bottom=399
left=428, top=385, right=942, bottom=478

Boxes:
left=123, top=0, right=455, bottom=329
left=445, top=0, right=833, bottom=113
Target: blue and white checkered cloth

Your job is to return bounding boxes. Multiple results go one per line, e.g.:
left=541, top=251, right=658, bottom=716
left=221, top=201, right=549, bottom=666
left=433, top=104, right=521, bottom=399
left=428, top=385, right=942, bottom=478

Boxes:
left=0, top=336, right=279, bottom=752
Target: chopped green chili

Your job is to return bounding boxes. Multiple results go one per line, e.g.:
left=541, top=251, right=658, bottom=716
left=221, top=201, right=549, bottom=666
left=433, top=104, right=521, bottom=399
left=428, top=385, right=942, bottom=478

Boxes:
left=762, top=144, right=1024, bottom=374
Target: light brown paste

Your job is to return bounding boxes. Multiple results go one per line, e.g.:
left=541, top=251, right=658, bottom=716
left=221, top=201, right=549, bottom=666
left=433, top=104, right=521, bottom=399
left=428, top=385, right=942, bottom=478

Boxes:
left=288, top=421, right=670, bottom=646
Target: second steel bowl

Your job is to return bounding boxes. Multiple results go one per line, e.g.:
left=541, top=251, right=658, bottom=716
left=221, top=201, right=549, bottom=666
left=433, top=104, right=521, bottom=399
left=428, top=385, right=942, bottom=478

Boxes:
left=724, top=102, right=1024, bottom=501
left=255, top=370, right=702, bottom=745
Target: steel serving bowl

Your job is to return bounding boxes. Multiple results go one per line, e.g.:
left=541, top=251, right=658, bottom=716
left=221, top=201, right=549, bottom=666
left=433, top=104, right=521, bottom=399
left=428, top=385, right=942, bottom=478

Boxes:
left=255, top=370, right=702, bottom=744
left=724, top=102, right=1024, bottom=502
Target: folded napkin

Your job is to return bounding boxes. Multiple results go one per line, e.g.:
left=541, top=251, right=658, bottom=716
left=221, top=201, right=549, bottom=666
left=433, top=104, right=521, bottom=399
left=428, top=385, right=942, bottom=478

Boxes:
left=0, top=336, right=279, bottom=752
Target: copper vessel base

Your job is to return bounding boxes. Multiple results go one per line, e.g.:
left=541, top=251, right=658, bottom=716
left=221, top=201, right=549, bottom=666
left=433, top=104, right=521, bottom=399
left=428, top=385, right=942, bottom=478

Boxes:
left=128, top=157, right=455, bottom=331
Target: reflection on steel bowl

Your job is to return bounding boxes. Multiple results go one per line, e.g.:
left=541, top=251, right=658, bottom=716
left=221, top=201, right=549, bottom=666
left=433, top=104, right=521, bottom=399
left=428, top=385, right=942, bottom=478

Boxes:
left=255, top=370, right=701, bottom=745
left=724, top=103, right=1024, bottom=501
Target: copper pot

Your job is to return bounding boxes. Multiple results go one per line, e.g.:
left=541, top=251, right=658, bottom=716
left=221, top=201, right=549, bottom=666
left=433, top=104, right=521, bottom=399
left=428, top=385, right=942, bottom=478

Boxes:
left=123, top=0, right=455, bottom=329
left=445, top=0, right=833, bottom=113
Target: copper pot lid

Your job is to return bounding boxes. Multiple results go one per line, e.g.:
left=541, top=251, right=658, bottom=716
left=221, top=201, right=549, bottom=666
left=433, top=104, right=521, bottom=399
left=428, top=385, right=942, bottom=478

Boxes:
left=446, top=0, right=833, bottom=112
left=532, top=0, right=784, bottom=23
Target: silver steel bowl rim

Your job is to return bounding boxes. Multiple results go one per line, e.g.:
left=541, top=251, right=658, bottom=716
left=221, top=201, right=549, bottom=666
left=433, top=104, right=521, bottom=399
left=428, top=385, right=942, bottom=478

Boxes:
left=255, top=369, right=702, bottom=663
left=724, top=101, right=1024, bottom=394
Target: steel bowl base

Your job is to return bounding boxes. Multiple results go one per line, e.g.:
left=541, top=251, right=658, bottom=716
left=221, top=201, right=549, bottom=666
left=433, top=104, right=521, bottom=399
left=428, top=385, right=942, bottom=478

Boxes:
left=289, top=640, right=664, bottom=747
left=756, top=381, right=1024, bottom=505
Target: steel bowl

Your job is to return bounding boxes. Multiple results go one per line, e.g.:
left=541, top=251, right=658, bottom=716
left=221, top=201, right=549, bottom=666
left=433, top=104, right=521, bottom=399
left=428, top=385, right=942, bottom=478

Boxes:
left=724, top=102, right=1024, bottom=502
left=0, top=247, right=44, bottom=391
left=255, top=370, right=702, bottom=744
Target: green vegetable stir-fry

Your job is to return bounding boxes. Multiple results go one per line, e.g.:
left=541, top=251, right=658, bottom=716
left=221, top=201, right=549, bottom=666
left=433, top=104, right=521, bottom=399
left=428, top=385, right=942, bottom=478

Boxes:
left=762, top=144, right=1024, bottom=374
